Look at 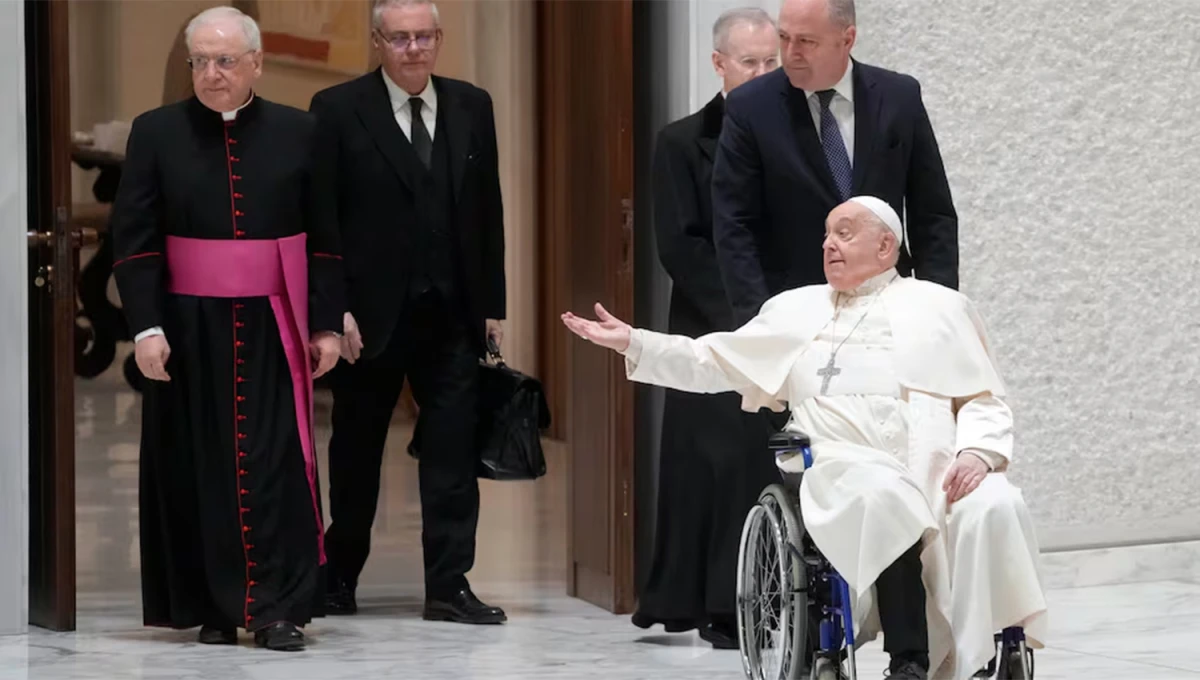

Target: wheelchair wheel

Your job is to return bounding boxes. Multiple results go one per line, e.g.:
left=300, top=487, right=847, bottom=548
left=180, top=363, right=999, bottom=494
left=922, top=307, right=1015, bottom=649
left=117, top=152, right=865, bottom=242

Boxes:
left=810, top=656, right=846, bottom=680
left=737, top=484, right=808, bottom=680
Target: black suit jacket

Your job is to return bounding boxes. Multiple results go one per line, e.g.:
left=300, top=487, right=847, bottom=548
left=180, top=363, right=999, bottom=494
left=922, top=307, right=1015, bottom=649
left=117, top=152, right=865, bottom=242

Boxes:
left=309, top=70, right=505, bottom=358
left=713, top=62, right=958, bottom=326
left=652, top=93, right=736, bottom=337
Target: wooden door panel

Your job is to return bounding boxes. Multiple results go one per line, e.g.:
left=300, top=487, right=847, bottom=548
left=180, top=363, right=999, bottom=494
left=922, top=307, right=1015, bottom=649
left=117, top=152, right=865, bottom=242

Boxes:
left=537, top=0, right=635, bottom=614
left=26, top=0, right=77, bottom=632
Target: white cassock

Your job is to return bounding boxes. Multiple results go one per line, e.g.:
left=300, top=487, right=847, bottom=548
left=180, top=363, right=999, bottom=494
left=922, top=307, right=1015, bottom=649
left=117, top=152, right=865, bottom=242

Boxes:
left=622, top=269, right=1048, bottom=679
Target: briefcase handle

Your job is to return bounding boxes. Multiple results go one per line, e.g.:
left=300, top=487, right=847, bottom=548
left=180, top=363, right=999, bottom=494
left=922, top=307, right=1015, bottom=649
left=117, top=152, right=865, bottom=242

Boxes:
left=485, top=336, right=506, bottom=368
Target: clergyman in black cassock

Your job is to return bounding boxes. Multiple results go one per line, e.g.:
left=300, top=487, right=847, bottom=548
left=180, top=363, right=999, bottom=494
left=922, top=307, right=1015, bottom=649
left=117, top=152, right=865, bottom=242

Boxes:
left=110, top=8, right=344, bottom=651
left=633, top=8, right=782, bottom=650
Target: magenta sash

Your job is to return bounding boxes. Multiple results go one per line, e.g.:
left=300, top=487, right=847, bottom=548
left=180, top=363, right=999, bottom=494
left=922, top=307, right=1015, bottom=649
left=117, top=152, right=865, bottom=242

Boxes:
left=165, top=234, right=325, bottom=565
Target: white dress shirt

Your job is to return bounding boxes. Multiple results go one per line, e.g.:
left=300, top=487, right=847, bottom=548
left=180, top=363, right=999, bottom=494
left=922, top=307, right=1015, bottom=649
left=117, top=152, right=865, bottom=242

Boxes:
left=382, top=69, right=437, bottom=142
left=803, top=61, right=855, bottom=165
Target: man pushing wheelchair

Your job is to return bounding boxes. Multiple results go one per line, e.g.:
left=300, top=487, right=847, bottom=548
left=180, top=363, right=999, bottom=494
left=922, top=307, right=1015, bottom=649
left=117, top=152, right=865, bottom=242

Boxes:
left=562, top=197, right=1047, bottom=679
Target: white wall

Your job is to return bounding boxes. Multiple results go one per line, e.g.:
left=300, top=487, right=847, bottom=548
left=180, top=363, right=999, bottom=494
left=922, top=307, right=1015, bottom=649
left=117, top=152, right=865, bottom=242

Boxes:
left=0, top=0, right=29, bottom=636
left=850, top=0, right=1200, bottom=549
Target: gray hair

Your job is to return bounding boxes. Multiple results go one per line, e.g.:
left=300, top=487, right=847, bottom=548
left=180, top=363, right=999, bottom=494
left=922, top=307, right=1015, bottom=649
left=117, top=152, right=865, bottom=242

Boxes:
left=186, top=6, right=262, bottom=52
left=712, top=7, right=777, bottom=53
left=373, top=0, right=441, bottom=29
left=827, top=0, right=856, bottom=28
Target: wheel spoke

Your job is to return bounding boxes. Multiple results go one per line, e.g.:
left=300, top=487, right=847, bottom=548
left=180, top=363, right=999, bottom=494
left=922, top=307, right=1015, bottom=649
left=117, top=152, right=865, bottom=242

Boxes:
left=739, top=487, right=807, bottom=680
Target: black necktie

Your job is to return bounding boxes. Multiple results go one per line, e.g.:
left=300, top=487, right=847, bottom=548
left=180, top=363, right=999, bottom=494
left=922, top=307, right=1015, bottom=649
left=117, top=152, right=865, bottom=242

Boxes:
left=409, top=97, right=432, bottom=168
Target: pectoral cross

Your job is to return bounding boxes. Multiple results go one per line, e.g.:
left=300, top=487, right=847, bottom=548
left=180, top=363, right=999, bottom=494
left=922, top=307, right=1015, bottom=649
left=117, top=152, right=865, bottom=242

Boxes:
left=817, top=354, right=841, bottom=395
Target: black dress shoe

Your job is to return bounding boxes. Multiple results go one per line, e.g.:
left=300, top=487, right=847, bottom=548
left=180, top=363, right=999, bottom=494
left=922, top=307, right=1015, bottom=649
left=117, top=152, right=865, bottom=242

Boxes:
left=887, top=660, right=929, bottom=679
left=423, top=588, right=507, bottom=624
left=325, top=578, right=357, bottom=616
left=198, top=625, right=236, bottom=645
left=698, top=622, right=738, bottom=650
left=630, top=611, right=700, bottom=633
left=253, top=622, right=306, bottom=652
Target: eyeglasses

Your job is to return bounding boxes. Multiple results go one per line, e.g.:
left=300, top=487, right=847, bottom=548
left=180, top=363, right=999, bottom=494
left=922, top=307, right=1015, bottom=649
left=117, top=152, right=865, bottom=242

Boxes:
left=186, top=52, right=252, bottom=72
left=716, top=51, right=780, bottom=71
left=376, top=29, right=439, bottom=51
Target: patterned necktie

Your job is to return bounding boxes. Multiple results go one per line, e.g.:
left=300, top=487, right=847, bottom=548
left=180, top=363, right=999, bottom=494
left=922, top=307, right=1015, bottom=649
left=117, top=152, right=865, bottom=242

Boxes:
left=409, top=97, right=432, bottom=169
left=817, top=89, right=852, bottom=201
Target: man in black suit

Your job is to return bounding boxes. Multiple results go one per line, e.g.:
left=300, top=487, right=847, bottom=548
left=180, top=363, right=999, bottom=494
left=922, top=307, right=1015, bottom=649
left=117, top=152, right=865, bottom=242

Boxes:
left=713, top=1, right=955, bottom=677
left=714, top=0, right=958, bottom=328
left=633, top=8, right=781, bottom=650
left=309, top=0, right=507, bottom=624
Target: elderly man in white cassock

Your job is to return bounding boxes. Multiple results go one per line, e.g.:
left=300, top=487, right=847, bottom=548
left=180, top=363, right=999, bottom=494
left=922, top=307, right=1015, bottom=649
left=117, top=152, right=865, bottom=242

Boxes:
left=562, top=196, right=1048, bottom=680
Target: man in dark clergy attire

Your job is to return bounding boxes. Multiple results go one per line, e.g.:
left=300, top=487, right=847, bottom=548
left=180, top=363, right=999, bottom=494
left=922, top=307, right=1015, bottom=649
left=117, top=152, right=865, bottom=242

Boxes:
left=634, top=8, right=781, bottom=650
left=111, top=6, right=344, bottom=651
left=308, top=0, right=507, bottom=624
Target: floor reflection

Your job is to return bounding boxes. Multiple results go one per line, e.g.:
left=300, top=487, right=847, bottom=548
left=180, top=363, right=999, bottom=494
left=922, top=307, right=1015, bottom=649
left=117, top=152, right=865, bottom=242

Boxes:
left=74, top=345, right=568, bottom=598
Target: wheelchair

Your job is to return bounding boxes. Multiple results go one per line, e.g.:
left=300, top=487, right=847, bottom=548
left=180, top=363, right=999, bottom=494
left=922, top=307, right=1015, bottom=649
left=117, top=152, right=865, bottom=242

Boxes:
left=735, top=431, right=1035, bottom=680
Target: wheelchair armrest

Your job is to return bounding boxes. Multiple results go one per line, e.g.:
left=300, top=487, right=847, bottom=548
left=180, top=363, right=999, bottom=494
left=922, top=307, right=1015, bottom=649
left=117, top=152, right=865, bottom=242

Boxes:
left=768, top=431, right=811, bottom=453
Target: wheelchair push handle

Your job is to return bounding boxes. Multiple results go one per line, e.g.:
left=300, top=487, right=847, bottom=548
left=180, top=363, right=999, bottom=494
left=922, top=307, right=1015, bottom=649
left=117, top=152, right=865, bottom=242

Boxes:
left=768, top=431, right=811, bottom=453
left=769, top=430, right=814, bottom=471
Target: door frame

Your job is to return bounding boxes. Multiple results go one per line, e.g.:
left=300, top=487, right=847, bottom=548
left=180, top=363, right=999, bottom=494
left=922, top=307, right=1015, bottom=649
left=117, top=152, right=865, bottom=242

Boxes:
left=26, top=0, right=77, bottom=632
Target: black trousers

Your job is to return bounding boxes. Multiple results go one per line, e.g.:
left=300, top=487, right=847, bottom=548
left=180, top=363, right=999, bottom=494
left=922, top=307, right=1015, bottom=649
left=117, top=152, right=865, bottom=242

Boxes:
left=876, top=540, right=930, bottom=669
left=324, top=291, right=480, bottom=598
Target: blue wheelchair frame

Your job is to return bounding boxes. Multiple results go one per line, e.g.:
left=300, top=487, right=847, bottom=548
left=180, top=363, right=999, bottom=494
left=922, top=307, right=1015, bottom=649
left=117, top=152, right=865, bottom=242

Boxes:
left=761, top=432, right=1034, bottom=680
left=770, top=432, right=859, bottom=680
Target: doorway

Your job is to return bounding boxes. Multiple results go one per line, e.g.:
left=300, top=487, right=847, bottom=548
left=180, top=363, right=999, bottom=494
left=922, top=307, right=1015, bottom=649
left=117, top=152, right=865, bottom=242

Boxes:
left=26, top=0, right=641, bottom=631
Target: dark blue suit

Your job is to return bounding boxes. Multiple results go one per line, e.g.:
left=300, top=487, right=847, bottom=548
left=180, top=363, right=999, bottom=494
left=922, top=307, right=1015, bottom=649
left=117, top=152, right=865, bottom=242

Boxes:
left=713, top=61, right=958, bottom=326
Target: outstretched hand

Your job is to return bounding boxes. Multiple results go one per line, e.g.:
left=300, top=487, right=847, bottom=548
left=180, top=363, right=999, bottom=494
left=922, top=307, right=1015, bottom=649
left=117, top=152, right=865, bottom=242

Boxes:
left=561, top=303, right=632, bottom=353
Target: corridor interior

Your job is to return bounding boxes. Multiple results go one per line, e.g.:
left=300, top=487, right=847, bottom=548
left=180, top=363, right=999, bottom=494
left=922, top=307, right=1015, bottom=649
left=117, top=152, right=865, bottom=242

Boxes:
left=5, top=0, right=1199, bottom=676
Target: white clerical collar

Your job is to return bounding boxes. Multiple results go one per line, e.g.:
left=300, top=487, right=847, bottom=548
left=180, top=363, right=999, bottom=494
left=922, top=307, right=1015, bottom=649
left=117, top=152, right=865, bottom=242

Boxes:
left=846, top=268, right=898, bottom=297
left=381, top=69, right=437, bottom=117
left=221, top=94, right=255, bottom=121
left=804, top=59, right=854, bottom=103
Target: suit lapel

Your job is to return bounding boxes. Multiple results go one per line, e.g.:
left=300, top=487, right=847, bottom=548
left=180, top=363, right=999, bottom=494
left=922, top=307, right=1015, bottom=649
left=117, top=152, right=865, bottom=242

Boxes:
left=696, top=92, right=724, bottom=162
left=436, top=77, right=471, bottom=203
left=780, top=86, right=840, bottom=202
left=851, top=61, right=881, bottom=192
left=354, top=69, right=414, bottom=193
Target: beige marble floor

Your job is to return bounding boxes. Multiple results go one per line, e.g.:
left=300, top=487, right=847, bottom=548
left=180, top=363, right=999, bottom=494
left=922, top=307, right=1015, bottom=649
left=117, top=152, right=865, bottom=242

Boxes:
left=3, top=349, right=1197, bottom=678
left=73, top=346, right=568, bottom=597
